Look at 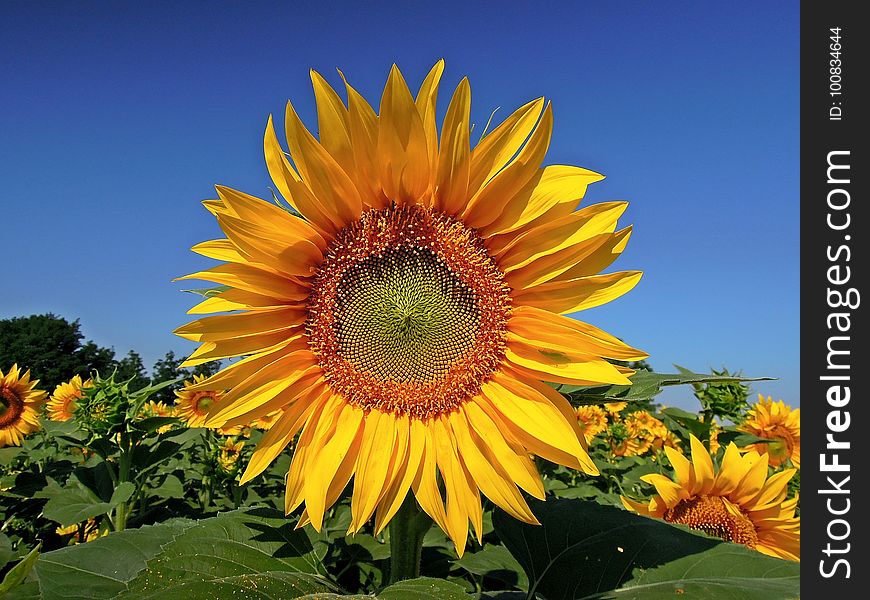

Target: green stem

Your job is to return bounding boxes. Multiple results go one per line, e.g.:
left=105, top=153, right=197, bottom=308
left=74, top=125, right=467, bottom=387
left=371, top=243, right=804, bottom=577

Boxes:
left=113, top=432, right=133, bottom=531
left=388, top=494, right=432, bottom=584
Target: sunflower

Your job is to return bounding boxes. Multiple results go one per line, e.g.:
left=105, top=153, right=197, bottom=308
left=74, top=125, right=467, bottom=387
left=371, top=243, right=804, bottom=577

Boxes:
left=175, top=61, right=646, bottom=555
left=625, top=411, right=680, bottom=452
left=603, top=401, right=627, bottom=417
left=622, top=435, right=800, bottom=561
left=0, top=365, right=47, bottom=447
left=218, top=437, right=246, bottom=472
left=575, top=405, right=607, bottom=442
left=46, top=375, right=92, bottom=422
left=740, top=394, right=800, bottom=469
left=175, top=374, right=224, bottom=428
left=142, top=400, right=176, bottom=433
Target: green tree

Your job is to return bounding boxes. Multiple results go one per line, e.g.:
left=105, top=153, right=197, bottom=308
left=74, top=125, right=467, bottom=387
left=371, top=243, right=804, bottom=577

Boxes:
left=0, top=314, right=115, bottom=391
left=115, top=350, right=149, bottom=391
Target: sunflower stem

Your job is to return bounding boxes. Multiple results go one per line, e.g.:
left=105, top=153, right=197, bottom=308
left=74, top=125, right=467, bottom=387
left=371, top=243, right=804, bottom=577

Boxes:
left=388, top=494, right=431, bottom=584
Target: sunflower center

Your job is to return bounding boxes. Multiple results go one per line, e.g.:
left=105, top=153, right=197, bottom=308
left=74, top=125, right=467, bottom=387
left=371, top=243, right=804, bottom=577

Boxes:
left=307, top=205, right=511, bottom=419
left=0, top=386, right=25, bottom=428
left=665, top=495, right=758, bottom=548
left=196, top=394, right=215, bottom=413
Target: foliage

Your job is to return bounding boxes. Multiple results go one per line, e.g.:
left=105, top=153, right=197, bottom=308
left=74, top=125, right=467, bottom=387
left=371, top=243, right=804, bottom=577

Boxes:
left=0, top=315, right=115, bottom=392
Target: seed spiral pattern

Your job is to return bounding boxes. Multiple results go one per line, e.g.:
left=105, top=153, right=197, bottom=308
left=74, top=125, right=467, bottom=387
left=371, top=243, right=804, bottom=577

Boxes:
left=665, top=495, right=759, bottom=548
left=306, top=205, right=511, bottom=418
left=0, top=387, right=24, bottom=428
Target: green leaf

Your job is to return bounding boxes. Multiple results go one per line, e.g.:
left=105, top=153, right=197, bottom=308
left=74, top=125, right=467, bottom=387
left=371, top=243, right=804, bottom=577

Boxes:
left=454, top=544, right=528, bottom=590
left=147, top=473, right=185, bottom=500
left=493, top=498, right=799, bottom=600
left=0, top=533, right=15, bottom=568
left=109, top=482, right=135, bottom=505
left=0, top=446, right=23, bottom=466
left=13, top=508, right=326, bottom=600
left=378, top=577, right=472, bottom=599
left=0, top=544, right=41, bottom=595
left=559, top=370, right=773, bottom=406
left=35, top=478, right=116, bottom=527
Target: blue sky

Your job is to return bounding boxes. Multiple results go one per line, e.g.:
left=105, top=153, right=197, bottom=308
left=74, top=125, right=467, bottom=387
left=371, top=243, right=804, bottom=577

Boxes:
left=0, top=1, right=799, bottom=410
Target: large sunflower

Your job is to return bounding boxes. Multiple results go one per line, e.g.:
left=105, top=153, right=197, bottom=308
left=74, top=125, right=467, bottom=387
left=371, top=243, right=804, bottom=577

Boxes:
left=47, top=374, right=92, bottom=422
left=175, top=62, right=646, bottom=554
left=622, top=435, right=800, bottom=561
left=0, top=365, right=47, bottom=447
left=740, top=394, right=800, bottom=469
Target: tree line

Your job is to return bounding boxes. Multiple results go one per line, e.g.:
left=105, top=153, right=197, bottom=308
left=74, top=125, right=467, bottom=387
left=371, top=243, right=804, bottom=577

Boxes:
left=0, top=313, right=218, bottom=404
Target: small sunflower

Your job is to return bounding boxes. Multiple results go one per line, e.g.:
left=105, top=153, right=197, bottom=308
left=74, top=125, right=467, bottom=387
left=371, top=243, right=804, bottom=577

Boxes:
left=603, top=401, right=627, bottom=417
left=608, top=418, right=649, bottom=457
left=740, top=394, right=800, bottom=469
left=218, top=437, right=246, bottom=472
left=0, top=365, right=47, bottom=447
left=46, top=375, right=92, bottom=422
left=622, top=435, right=800, bottom=561
left=575, top=405, right=607, bottom=442
left=175, top=374, right=224, bottom=428
left=176, top=62, right=646, bottom=554
left=142, top=400, right=176, bottom=433
left=625, top=411, right=680, bottom=452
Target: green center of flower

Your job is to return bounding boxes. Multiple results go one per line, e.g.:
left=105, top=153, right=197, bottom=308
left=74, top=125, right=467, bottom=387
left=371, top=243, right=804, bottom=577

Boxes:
left=306, top=205, right=512, bottom=419
left=335, top=247, right=479, bottom=384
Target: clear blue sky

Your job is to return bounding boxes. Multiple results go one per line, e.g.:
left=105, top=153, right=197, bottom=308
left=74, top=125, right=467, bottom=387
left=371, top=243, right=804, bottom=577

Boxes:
left=0, top=1, right=799, bottom=410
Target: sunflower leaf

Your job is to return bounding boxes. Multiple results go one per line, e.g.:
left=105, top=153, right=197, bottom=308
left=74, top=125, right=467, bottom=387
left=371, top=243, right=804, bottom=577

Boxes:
left=494, top=498, right=799, bottom=600
left=7, top=508, right=326, bottom=600
left=558, top=369, right=774, bottom=406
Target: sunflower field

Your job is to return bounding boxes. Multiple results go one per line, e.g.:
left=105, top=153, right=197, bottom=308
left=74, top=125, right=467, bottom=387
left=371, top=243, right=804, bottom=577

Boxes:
left=0, top=62, right=799, bottom=599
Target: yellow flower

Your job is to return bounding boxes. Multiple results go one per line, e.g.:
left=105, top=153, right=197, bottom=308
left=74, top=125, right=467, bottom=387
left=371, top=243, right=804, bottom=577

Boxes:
left=175, top=374, right=224, bottom=428
left=708, top=419, right=722, bottom=454
left=622, top=435, right=800, bottom=562
left=56, top=518, right=104, bottom=544
left=604, top=402, right=627, bottom=417
left=142, top=400, right=176, bottom=433
left=46, top=375, right=92, bottom=422
left=625, top=411, right=680, bottom=452
left=740, top=394, right=800, bottom=469
left=175, top=62, right=646, bottom=555
left=218, top=437, right=246, bottom=471
left=575, top=405, right=607, bottom=442
left=0, top=365, right=47, bottom=447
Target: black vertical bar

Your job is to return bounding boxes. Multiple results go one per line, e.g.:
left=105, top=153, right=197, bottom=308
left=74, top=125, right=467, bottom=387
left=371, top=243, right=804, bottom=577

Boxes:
left=801, top=2, right=866, bottom=597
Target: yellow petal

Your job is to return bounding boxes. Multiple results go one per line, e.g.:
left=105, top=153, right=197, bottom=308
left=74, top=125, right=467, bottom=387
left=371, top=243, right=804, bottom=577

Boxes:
left=182, top=328, right=302, bottom=365
left=414, top=59, right=445, bottom=193
left=432, top=416, right=477, bottom=553
left=216, top=213, right=322, bottom=278
left=285, top=101, right=363, bottom=227
left=496, top=201, right=628, bottom=269
left=435, top=78, right=472, bottom=215
left=340, top=70, right=387, bottom=209
left=177, top=263, right=310, bottom=302
left=478, top=373, right=589, bottom=469
left=173, top=307, right=306, bottom=342
left=411, top=424, right=449, bottom=536
left=449, top=409, right=538, bottom=524
left=507, top=306, right=647, bottom=361
left=377, top=65, right=431, bottom=204
left=712, top=442, right=748, bottom=496
left=512, top=271, right=643, bottom=315
left=463, top=104, right=553, bottom=230
left=304, top=397, right=364, bottom=530
left=310, top=70, right=353, bottom=173
left=506, top=228, right=632, bottom=294
left=351, top=410, right=398, bottom=532
left=640, top=474, right=687, bottom=509
left=468, top=97, right=545, bottom=196
left=191, top=239, right=247, bottom=263
left=689, top=435, right=715, bottom=495
left=374, top=414, right=420, bottom=534
left=463, top=401, right=544, bottom=499
left=187, top=288, right=295, bottom=315
left=484, top=165, right=606, bottom=238
left=505, top=341, right=632, bottom=386
left=240, top=387, right=323, bottom=484
left=664, top=446, right=695, bottom=489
